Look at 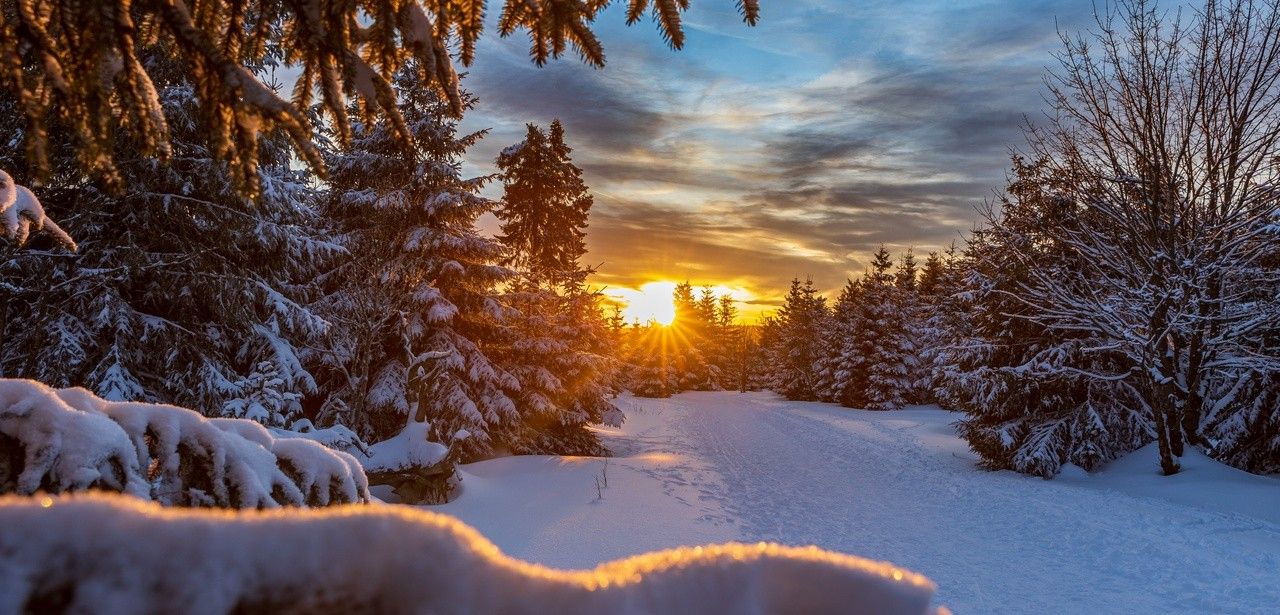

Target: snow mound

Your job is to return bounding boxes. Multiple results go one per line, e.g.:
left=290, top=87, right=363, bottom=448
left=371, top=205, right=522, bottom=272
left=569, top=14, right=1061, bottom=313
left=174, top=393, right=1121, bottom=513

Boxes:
left=361, top=419, right=450, bottom=474
left=0, top=492, right=944, bottom=614
left=360, top=420, right=455, bottom=503
left=0, top=379, right=368, bottom=508
left=1057, top=442, right=1280, bottom=525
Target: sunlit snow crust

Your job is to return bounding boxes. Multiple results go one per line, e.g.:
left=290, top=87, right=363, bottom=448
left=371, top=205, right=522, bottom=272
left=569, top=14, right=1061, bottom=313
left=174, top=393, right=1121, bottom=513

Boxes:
left=0, top=492, right=944, bottom=614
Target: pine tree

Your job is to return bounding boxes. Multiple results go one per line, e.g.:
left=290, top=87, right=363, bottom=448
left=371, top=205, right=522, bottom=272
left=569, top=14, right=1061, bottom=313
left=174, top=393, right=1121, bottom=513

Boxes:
left=753, top=315, right=783, bottom=391
left=813, top=279, right=863, bottom=406
left=713, top=295, right=750, bottom=392
left=623, top=323, right=678, bottom=398
left=492, top=120, right=619, bottom=456
left=917, top=245, right=965, bottom=406
left=0, top=60, right=329, bottom=423
left=852, top=248, right=910, bottom=410
left=893, top=250, right=927, bottom=404
left=669, top=282, right=720, bottom=390
left=315, top=70, right=517, bottom=462
left=948, top=158, right=1150, bottom=477
left=494, top=121, right=591, bottom=286
left=764, top=278, right=828, bottom=401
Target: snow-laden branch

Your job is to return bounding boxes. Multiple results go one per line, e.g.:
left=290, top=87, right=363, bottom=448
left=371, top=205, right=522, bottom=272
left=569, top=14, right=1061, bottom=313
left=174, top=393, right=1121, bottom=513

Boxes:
left=0, top=170, right=75, bottom=251
left=0, top=492, right=944, bottom=614
left=0, top=379, right=368, bottom=508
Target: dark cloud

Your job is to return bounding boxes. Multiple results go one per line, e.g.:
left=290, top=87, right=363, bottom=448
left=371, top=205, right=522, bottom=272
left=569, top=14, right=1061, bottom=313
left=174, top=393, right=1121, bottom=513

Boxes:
left=467, top=56, right=670, bottom=153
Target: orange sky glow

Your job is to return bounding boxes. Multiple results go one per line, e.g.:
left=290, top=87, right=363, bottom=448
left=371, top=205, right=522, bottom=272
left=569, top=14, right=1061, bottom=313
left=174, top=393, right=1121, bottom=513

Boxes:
left=603, top=281, right=764, bottom=325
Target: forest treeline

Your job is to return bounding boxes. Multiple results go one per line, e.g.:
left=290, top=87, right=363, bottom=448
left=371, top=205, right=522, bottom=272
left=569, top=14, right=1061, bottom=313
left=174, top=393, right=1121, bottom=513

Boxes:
left=2, top=0, right=1277, bottom=500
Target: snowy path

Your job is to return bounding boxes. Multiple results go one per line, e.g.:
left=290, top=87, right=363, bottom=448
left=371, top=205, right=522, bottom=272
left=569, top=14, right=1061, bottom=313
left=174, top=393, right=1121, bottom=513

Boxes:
left=433, top=392, right=1280, bottom=614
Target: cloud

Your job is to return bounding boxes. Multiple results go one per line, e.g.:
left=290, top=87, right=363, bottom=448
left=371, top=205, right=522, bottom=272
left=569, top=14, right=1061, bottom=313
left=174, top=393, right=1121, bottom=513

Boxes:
left=461, top=0, right=1098, bottom=316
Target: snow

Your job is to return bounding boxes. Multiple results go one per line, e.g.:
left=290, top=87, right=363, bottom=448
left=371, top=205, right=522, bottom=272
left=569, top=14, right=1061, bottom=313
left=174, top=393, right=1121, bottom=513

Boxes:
left=1054, top=442, right=1280, bottom=526
left=360, top=419, right=450, bottom=474
left=271, top=420, right=366, bottom=455
left=0, top=381, right=145, bottom=498
left=0, top=492, right=942, bottom=615
left=432, top=392, right=1280, bottom=614
left=0, top=379, right=369, bottom=508
left=0, top=169, right=75, bottom=251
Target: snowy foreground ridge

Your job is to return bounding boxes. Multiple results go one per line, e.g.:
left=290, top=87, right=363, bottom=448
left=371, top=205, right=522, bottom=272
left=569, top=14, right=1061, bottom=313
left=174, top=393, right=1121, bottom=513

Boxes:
left=0, top=494, right=945, bottom=614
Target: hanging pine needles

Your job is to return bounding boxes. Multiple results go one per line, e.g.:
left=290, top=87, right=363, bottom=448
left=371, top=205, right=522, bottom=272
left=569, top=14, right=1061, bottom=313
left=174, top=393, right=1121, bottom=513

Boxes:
left=0, top=0, right=762, bottom=200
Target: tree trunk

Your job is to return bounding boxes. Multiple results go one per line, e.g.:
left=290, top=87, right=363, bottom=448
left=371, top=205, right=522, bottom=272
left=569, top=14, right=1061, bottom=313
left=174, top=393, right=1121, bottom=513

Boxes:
left=1151, top=397, right=1181, bottom=476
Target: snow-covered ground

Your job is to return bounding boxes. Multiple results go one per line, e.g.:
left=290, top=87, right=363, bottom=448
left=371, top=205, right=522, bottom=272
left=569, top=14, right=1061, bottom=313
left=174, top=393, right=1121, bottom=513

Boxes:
left=432, top=391, right=1280, bottom=614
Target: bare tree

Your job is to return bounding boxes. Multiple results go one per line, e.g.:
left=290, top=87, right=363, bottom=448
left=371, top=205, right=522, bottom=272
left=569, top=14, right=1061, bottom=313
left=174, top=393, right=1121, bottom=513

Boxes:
left=975, top=0, right=1280, bottom=475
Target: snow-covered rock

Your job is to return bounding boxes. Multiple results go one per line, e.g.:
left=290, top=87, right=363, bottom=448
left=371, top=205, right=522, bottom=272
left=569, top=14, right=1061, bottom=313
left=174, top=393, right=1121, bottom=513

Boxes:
left=0, top=492, right=943, bottom=614
left=0, top=379, right=369, bottom=508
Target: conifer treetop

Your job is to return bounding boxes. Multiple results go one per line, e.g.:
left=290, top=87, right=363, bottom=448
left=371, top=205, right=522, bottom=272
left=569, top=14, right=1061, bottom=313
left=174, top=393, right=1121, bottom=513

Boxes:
left=1, top=0, right=762, bottom=199
left=495, top=119, right=592, bottom=288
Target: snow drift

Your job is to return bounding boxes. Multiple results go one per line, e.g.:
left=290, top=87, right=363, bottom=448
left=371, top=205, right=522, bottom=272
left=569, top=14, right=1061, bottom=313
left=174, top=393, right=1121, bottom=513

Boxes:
left=0, top=379, right=368, bottom=508
left=0, top=493, right=944, bottom=614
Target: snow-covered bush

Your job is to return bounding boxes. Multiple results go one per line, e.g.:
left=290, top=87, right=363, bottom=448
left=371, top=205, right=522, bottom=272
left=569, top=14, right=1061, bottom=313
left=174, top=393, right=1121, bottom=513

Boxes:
left=0, top=492, right=944, bottom=614
left=0, top=381, right=146, bottom=499
left=0, top=379, right=369, bottom=508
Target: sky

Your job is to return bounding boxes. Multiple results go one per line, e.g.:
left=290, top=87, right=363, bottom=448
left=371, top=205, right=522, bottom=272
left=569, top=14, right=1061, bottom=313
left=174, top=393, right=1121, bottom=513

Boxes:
left=458, top=0, right=1098, bottom=320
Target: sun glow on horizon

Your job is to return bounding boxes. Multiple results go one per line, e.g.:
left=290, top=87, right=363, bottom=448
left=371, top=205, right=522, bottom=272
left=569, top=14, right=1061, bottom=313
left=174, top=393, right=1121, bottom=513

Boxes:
left=607, top=281, right=678, bottom=326
left=606, top=281, right=761, bottom=326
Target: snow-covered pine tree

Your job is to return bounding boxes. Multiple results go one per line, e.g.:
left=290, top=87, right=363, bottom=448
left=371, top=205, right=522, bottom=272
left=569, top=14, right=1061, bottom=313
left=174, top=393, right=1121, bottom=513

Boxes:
left=916, top=245, right=965, bottom=406
left=948, top=158, right=1151, bottom=478
left=0, top=58, right=329, bottom=424
left=605, top=305, right=631, bottom=394
left=496, top=275, right=618, bottom=455
left=713, top=295, right=751, bottom=391
left=892, top=250, right=928, bottom=404
left=315, top=69, right=518, bottom=462
left=1, top=0, right=762, bottom=199
left=753, top=315, right=783, bottom=391
left=850, top=248, right=911, bottom=410
left=492, top=120, right=619, bottom=456
left=494, top=121, right=591, bottom=286
left=1204, top=234, right=1280, bottom=474
left=764, top=278, right=828, bottom=401
left=813, top=279, right=863, bottom=406
left=623, top=323, right=679, bottom=398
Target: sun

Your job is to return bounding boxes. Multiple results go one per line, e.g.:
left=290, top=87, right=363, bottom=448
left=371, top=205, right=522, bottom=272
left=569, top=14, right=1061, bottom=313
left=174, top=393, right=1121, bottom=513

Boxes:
left=608, top=281, right=678, bottom=326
